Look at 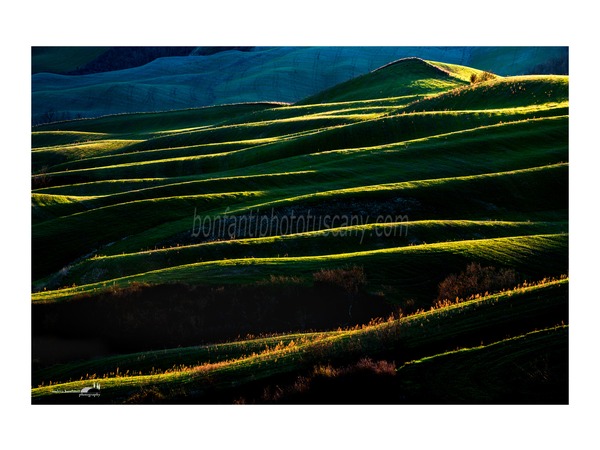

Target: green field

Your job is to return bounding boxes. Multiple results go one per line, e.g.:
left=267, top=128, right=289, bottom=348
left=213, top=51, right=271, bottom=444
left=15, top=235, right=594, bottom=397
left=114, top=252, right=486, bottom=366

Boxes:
left=31, top=57, right=568, bottom=403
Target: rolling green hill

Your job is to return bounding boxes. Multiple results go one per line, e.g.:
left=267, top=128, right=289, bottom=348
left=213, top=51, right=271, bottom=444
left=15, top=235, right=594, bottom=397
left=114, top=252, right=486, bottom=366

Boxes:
left=31, top=57, right=568, bottom=404
left=32, top=46, right=567, bottom=124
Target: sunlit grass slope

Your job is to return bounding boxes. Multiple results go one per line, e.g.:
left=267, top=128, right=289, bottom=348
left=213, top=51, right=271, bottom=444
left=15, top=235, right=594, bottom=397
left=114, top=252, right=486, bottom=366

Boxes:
left=299, top=58, right=484, bottom=104
left=32, top=57, right=568, bottom=403
left=32, top=58, right=568, bottom=287
left=32, top=279, right=568, bottom=403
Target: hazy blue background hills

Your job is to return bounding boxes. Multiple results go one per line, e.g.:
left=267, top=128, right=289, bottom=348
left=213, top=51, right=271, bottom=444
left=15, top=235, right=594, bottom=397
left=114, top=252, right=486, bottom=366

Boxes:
left=32, top=46, right=567, bottom=125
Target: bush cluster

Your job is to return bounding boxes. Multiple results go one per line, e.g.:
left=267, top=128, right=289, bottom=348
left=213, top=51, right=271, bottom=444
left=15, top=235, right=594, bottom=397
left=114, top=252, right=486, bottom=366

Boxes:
left=313, top=265, right=367, bottom=294
left=437, top=262, right=517, bottom=302
left=470, top=71, right=496, bottom=84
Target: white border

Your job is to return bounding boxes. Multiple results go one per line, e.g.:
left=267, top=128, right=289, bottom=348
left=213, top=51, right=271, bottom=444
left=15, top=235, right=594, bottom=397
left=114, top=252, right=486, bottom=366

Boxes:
left=3, top=1, right=599, bottom=449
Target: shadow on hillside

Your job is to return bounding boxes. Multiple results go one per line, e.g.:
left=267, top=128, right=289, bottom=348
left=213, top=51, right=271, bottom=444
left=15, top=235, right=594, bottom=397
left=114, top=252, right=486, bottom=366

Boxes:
left=32, top=278, right=395, bottom=370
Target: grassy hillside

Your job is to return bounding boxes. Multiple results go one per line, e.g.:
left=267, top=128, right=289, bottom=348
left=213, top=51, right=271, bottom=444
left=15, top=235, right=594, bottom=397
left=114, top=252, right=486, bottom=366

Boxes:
left=298, top=58, right=472, bottom=103
left=32, top=279, right=568, bottom=403
left=31, top=56, right=568, bottom=404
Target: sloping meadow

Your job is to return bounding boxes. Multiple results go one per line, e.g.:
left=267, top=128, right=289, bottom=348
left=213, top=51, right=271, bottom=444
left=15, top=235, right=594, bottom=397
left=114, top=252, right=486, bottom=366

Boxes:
left=32, top=57, right=568, bottom=403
